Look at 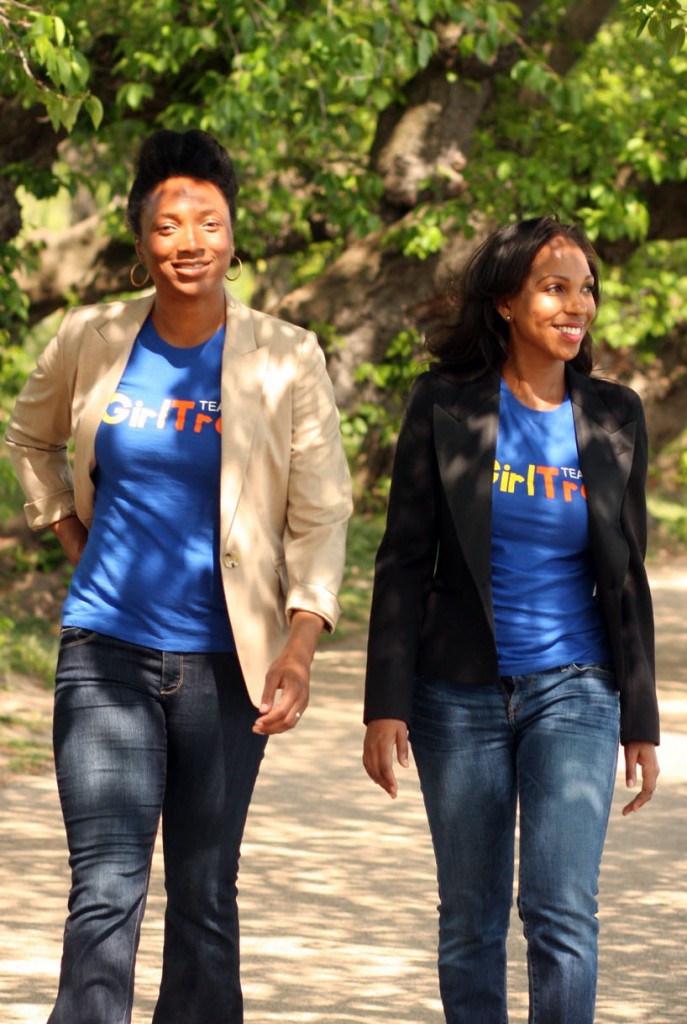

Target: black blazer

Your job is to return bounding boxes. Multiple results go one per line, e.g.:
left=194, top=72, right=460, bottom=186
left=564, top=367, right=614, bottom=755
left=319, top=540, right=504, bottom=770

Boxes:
left=364, top=364, right=659, bottom=745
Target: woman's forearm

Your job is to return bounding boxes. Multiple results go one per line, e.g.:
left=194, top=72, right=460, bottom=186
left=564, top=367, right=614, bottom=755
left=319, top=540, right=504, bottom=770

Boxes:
left=51, top=515, right=89, bottom=567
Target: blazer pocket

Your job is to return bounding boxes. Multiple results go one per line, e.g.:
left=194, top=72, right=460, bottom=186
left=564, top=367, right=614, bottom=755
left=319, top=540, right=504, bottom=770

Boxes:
left=429, top=579, right=469, bottom=596
left=273, top=557, right=289, bottom=598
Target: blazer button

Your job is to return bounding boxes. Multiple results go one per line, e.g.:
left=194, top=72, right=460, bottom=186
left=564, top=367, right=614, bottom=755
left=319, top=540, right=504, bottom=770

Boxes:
left=223, top=550, right=240, bottom=568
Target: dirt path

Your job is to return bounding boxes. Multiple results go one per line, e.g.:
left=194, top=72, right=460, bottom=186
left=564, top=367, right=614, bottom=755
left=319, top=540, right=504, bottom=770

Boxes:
left=1, top=560, right=686, bottom=1023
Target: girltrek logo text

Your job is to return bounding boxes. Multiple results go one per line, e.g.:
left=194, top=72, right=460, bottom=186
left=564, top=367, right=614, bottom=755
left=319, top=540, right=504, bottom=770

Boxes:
left=102, top=393, right=222, bottom=434
left=493, top=460, right=586, bottom=501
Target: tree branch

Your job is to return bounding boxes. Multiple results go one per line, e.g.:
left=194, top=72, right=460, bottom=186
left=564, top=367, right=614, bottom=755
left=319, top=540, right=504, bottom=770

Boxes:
left=546, top=0, right=620, bottom=75
left=595, top=178, right=687, bottom=264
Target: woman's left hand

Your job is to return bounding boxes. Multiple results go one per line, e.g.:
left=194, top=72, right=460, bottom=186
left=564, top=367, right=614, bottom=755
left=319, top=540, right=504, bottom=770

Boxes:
left=622, top=741, right=660, bottom=815
left=252, top=610, right=324, bottom=735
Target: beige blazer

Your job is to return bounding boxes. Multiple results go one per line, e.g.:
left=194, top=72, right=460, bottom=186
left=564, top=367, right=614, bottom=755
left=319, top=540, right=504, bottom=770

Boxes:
left=6, top=291, right=352, bottom=706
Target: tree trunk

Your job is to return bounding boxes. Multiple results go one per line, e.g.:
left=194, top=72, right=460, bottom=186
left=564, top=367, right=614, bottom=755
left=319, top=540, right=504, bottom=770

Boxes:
left=8, top=0, right=686, bottom=485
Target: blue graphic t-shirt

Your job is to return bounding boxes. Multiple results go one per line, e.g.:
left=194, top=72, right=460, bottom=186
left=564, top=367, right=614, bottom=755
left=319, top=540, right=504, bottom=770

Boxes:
left=63, top=317, right=234, bottom=651
left=491, top=378, right=611, bottom=674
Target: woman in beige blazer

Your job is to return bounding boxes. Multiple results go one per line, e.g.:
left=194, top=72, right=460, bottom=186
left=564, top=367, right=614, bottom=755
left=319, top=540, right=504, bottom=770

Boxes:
left=6, top=128, right=351, bottom=1024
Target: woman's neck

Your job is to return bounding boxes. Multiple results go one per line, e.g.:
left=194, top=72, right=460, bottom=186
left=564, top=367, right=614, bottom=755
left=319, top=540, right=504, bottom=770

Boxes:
left=501, top=360, right=567, bottom=410
left=150, top=292, right=226, bottom=349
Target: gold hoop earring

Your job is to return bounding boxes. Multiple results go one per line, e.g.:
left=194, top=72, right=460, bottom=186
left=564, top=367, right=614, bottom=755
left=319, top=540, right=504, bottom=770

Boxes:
left=130, top=262, right=151, bottom=288
left=225, top=256, right=243, bottom=282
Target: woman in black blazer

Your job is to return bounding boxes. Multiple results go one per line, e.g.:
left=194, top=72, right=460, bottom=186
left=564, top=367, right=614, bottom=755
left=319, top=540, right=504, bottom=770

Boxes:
left=363, top=217, right=659, bottom=1024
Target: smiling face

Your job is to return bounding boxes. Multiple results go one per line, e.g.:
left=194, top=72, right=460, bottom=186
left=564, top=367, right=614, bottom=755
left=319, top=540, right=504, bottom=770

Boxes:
left=497, top=236, right=597, bottom=372
left=135, top=176, right=233, bottom=303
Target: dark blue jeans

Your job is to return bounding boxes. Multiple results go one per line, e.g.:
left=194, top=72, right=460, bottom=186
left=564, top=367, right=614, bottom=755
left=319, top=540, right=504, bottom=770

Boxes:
left=48, top=629, right=267, bottom=1024
left=411, top=664, right=620, bottom=1024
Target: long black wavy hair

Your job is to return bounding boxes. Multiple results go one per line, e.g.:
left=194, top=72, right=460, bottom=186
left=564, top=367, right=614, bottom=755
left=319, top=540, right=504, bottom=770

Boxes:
left=426, top=216, right=601, bottom=377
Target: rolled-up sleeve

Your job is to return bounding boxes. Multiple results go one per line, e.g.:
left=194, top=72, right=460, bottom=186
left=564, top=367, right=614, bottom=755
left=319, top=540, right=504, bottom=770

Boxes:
left=5, top=312, right=78, bottom=529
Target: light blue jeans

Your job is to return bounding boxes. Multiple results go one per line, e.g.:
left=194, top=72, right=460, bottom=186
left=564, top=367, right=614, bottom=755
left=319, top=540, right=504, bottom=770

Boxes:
left=48, top=628, right=267, bottom=1024
left=411, top=663, right=620, bottom=1024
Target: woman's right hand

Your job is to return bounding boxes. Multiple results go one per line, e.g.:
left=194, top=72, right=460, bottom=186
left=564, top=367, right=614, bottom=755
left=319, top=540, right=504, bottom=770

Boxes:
left=51, top=515, right=89, bottom=567
left=363, top=718, right=409, bottom=799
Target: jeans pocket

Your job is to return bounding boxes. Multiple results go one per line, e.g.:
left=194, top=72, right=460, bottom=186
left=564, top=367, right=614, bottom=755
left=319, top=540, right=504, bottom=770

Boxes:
left=60, top=626, right=97, bottom=650
left=570, top=661, right=614, bottom=677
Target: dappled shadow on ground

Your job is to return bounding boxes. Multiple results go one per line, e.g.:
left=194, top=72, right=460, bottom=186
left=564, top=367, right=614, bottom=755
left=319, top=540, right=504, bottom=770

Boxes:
left=597, top=782, right=687, bottom=1024
left=1, top=562, right=685, bottom=1023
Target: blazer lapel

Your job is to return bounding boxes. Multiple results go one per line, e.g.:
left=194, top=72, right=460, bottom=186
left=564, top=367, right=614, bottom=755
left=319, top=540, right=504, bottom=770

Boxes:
left=433, top=372, right=500, bottom=625
left=95, top=294, right=156, bottom=346
left=219, top=295, right=270, bottom=537
left=74, top=295, right=155, bottom=473
left=568, top=367, right=636, bottom=590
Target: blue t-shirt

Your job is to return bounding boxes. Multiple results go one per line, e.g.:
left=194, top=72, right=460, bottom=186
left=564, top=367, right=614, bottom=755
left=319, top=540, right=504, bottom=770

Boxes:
left=491, top=378, right=611, bottom=674
left=63, top=317, right=234, bottom=651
